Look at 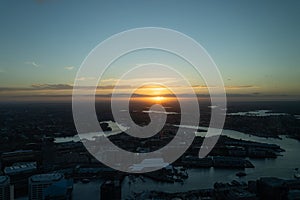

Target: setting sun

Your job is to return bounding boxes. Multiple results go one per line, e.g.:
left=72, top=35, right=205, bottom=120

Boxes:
left=152, top=96, right=165, bottom=102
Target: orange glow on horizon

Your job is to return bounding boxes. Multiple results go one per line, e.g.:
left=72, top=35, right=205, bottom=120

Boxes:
left=152, top=96, right=165, bottom=102
left=133, top=85, right=172, bottom=96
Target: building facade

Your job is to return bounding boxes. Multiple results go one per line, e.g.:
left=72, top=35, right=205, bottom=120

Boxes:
left=0, top=176, right=11, bottom=200
left=28, top=173, right=73, bottom=200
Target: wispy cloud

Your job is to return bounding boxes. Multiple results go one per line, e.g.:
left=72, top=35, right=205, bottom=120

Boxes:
left=226, top=85, right=259, bottom=90
left=76, top=77, right=96, bottom=81
left=192, top=85, right=217, bottom=89
left=25, top=61, right=40, bottom=68
left=64, top=66, right=75, bottom=70
left=31, top=84, right=73, bottom=90
left=99, top=77, right=179, bottom=86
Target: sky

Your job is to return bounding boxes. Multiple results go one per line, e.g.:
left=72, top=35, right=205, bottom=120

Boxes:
left=0, top=0, right=299, bottom=101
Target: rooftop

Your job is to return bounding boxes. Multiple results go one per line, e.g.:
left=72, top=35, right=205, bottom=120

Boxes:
left=0, top=176, right=9, bottom=184
left=30, top=173, right=63, bottom=183
left=4, top=162, right=36, bottom=175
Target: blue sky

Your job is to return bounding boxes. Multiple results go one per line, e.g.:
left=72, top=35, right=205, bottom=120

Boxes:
left=0, top=0, right=299, bottom=99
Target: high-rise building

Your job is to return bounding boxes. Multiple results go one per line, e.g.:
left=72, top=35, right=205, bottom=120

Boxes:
left=28, top=173, right=73, bottom=200
left=0, top=176, right=11, bottom=200
left=100, top=180, right=121, bottom=200
left=4, top=162, right=37, bottom=197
